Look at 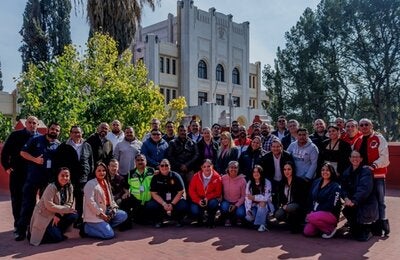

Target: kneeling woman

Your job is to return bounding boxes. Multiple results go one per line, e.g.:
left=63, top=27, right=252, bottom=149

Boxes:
left=304, top=163, right=342, bottom=239
left=82, top=162, right=128, bottom=239
left=244, top=165, right=274, bottom=232
left=29, top=167, right=78, bottom=246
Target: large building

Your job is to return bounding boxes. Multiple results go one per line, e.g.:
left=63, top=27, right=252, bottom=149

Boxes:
left=133, top=0, right=268, bottom=127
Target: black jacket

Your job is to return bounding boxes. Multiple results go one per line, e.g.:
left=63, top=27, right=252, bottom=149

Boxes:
left=53, top=141, right=94, bottom=184
left=277, top=175, right=308, bottom=210
left=196, top=139, right=219, bottom=170
left=86, top=133, right=113, bottom=166
left=261, top=151, right=293, bottom=183
left=238, top=147, right=266, bottom=180
left=308, top=177, right=342, bottom=219
left=340, top=165, right=378, bottom=224
left=167, top=137, right=199, bottom=173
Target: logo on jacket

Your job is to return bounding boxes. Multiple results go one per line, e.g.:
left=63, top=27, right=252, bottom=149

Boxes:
left=370, top=140, right=378, bottom=149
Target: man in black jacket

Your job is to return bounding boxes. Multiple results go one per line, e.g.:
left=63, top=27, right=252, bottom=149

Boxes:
left=1, top=116, right=39, bottom=237
left=53, top=125, right=94, bottom=223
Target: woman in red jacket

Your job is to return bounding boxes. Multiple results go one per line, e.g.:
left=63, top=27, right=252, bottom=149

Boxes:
left=189, top=159, right=222, bottom=227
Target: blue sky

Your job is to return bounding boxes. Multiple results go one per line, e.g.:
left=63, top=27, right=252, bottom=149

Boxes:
left=0, top=0, right=320, bottom=93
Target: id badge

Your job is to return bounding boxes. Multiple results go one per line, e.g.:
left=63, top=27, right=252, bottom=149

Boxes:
left=166, top=192, right=172, bottom=201
left=46, top=159, right=52, bottom=169
left=139, top=185, right=145, bottom=192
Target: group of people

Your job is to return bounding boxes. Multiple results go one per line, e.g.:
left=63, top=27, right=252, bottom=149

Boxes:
left=1, top=115, right=390, bottom=246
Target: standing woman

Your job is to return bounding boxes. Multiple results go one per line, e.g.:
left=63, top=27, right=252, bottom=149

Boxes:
left=275, top=161, right=307, bottom=233
left=189, top=159, right=222, bottom=227
left=82, top=162, right=128, bottom=239
left=196, top=127, right=219, bottom=171
left=215, top=131, right=239, bottom=175
left=319, top=125, right=352, bottom=177
left=244, top=165, right=274, bottom=232
left=29, top=167, right=78, bottom=246
left=304, top=163, right=342, bottom=239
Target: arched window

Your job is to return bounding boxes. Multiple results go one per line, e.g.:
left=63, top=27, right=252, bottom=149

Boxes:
left=198, top=60, right=207, bottom=79
left=232, top=67, right=240, bottom=84
left=216, top=64, right=225, bottom=82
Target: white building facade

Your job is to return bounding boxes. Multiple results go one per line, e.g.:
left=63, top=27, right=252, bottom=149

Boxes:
left=133, top=0, right=268, bottom=127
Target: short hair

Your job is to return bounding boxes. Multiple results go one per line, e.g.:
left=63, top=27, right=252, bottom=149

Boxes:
left=345, top=119, right=358, bottom=127
left=212, top=123, right=221, bottom=128
left=297, top=128, right=308, bottom=134
left=327, top=125, right=339, bottom=131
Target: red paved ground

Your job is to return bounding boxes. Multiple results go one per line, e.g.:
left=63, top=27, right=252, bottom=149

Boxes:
left=0, top=188, right=398, bottom=260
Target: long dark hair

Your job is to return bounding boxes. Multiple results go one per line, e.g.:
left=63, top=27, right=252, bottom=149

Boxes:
left=281, top=161, right=296, bottom=184
left=95, top=162, right=111, bottom=184
left=249, top=165, right=266, bottom=194
left=320, top=162, right=338, bottom=183
left=54, top=167, right=72, bottom=190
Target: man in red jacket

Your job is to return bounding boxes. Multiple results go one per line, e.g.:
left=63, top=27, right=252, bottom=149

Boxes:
left=353, top=118, right=390, bottom=236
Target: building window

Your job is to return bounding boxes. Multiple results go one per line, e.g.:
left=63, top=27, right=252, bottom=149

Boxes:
left=216, top=94, right=225, bottom=106
left=172, top=59, right=176, bottom=75
left=166, top=58, right=170, bottom=74
left=160, top=57, right=164, bottom=73
left=172, top=89, right=176, bottom=99
left=216, top=64, right=224, bottom=82
left=249, top=98, right=256, bottom=108
left=166, top=89, right=171, bottom=104
left=198, top=60, right=207, bottom=79
left=252, top=76, right=256, bottom=89
left=232, top=67, right=240, bottom=84
left=160, top=88, right=165, bottom=95
left=198, top=92, right=208, bottom=105
left=232, top=96, right=240, bottom=107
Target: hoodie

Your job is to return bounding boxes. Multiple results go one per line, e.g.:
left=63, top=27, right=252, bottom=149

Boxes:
left=222, top=174, right=246, bottom=207
left=287, top=138, right=319, bottom=181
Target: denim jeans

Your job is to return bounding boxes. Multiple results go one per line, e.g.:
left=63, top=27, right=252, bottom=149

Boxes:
left=84, top=209, right=128, bottom=239
left=190, top=198, right=219, bottom=219
left=374, top=178, right=386, bottom=220
left=220, top=200, right=246, bottom=219
left=42, top=213, right=78, bottom=244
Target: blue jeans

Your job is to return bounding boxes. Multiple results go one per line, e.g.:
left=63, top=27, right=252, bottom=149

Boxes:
left=42, top=213, right=78, bottom=244
left=374, top=178, right=386, bottom=220
left=250, top=205, right=268, bottom=226
left=220, top=200, right=245, bottom=219
left=84, top=209, right=128, bottom=239
left=190, top=198, right=219, bottom=219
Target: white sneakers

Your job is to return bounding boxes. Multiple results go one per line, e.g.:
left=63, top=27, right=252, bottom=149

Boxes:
left=258, top=224, right=267, bottom=232
left=321, top=228, right=337, bottom=239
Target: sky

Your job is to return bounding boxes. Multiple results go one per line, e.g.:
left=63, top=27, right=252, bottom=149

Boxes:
left=0, top=0, right=320, bottom=93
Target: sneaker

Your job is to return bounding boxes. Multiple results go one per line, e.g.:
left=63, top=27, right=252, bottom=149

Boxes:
left=322, top=228, right=337, bottom=239
left=224, top=219, right=232, bottom=227
left=258, top=224, right=267, bottom=232
left=154, top=222, right=162, bottom=228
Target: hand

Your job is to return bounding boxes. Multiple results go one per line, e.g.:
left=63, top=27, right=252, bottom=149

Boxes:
left=246, top=210, right=253, bottom=217
left=98, top=212, right=110, bottom=222
left=180, top=164, right=188, bottom=172
left=67, top=208, right=77, bottom=214
left=122, top=191, right=130, bottom=200
left=35, top=155, right=44, bottom=165
left=5, top=168, right=13, bottom=175
left=52, top=216, right=60, bottom=226
left=246, top=194, right=255, bottom=201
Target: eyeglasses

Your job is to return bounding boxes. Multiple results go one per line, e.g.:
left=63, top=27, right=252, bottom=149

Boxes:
left=278, top=120, right=286, bottom=123
left=359, top=123, right=369, bottom=127
left=160, top=164, right=169, bottom=167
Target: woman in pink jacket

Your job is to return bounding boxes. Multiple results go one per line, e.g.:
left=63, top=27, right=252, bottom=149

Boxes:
left=189, top=159, right=222, bottom=227
left=221, top=161, right=246, bottom=226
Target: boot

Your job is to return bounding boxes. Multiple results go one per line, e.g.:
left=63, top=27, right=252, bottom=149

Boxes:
left=382, top=219, right=390, bottom=236
left=371, top=220, right=383, bottom=236
left=356, top=224, right=372, bottom=242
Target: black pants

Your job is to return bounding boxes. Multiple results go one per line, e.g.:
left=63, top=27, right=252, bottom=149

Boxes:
left=9, top=170, right=26, bottom=228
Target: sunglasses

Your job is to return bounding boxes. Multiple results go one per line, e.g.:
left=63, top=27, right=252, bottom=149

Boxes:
left=160, top=164, right=169, bottom=167
left=136, top=159, right=145, bottom=161
left=152, top=133, right=161, bottom=136
left=359, top=123, right=369, bottom=127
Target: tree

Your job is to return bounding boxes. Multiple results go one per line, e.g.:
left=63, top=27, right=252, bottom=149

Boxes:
left=20, top=0, right=72, bottom=71
left=264, top=0, right=400, bottom=140
left=86, top=0, right=158, bottom=54
left=17, top=33, right=179, bottom=140
left=0, top=112, right=12, bottom=142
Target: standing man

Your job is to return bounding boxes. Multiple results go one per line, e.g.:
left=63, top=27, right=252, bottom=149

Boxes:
left=230, top=121, right=240, bottom=139
left=142, top=118, right=161, bottom=142
left=162, top=121, right=176, bottom=143
left=234, top=125, right=252, bottom=156
left=53, top=125, right=94, bottom=225
left=353, top=118, right=390, bottom=236
left=15, top=122, right=61, bottom=241
left=309, top=119, right=329, bottom=151
left=142, top=128, right=169, bottom=169
left=106, top=120, right=125, bottom=150
left=187, top=120, right=202, bottom=143
left=335, top=117, right=346, bottom=136
left=282, top=119, right=300, bottom=150
left=86, top=122, right=113, bottom=167
left=113, top=126, right=142, bottom=176
left=287, top=128, right=319, bottom=183
left=1, top=116, right=39, bottom=237
left=272, top=115, right=289, bottom=140
left=167, top=125, right=199, bottom=186
left=211, top=123, right=222, bottom=144
left=260, top=123, right=279, bottom=152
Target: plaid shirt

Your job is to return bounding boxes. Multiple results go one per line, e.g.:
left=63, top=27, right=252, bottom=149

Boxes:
left=262, top=134, right=279, bottom=152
